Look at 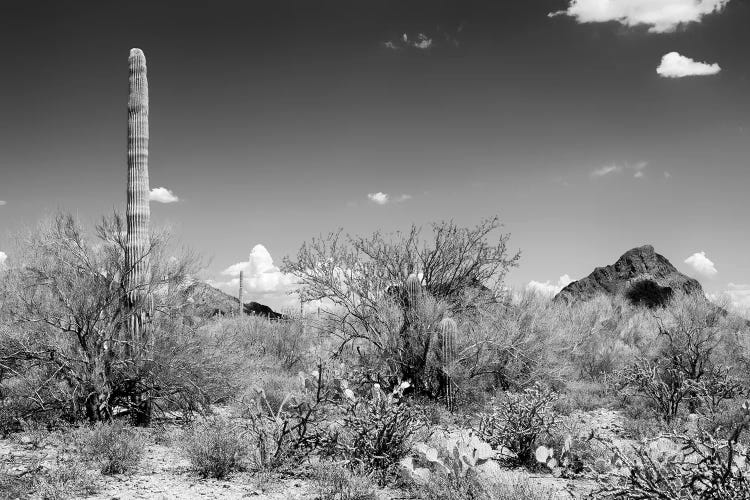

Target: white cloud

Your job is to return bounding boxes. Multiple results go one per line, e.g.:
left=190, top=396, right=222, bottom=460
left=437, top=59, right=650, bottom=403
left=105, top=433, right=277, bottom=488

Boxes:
left=527, top=274, right=572, bottom=296
left=368, top=192, right=390, bottom=205
left=149, top=187, right=179, bottom=203
left=0, top=201, right=6, bottom=206
left=550, top=0, right=731, bottom=33
left=656, top=52, right=721, bottom=78
left=684, top=251, right=718, bottom=277
left=591, top=161, right=648, bottom=178
left=0, top=251, right=7, bottom=268
left=384, top=32, right=434, bottom=51
left=664, top=171, right=672, bottom=179
left=591, top=165, right=622, bottom=177
left=216, top=244, right=298, bottom=310
left=367, top=192, right=412, bottom=205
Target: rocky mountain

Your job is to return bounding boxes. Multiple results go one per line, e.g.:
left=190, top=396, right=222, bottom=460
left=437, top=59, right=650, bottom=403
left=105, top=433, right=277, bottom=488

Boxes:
left=554, top=245, right=703, bottom=306
left=183, top=281, right=286, bottom=320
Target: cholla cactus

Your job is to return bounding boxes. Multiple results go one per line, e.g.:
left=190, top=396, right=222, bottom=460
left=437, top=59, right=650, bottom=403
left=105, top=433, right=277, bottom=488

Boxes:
left=125, top=48, right=151, bottom=347
left=439, top=317, right=458, bottom=411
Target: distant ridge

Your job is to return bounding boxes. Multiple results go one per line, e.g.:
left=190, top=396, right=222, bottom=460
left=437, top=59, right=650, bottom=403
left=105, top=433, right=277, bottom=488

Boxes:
left=554, top=245, right=703, bottom=305
left=184, top=281, right=286, bottom=320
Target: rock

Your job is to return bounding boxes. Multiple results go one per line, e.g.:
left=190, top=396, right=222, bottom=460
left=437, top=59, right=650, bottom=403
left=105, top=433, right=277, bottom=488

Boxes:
left=554, top=245, right=702, bottom=306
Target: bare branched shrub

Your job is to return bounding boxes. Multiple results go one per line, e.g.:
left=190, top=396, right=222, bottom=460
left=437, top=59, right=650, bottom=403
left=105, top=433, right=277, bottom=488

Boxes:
left=0, top=213, right=210, bottom=425
left=312, top=461, right=377, bottom=500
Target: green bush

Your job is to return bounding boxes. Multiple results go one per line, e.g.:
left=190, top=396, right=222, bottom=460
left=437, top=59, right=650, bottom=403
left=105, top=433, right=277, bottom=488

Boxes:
left=76, top=421, right=144, bottom=475
left=179, top=417, right=248, bottom=479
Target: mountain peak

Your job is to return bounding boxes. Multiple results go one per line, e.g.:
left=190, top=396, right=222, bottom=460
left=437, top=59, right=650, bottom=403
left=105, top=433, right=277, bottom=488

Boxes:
left=554, top=245, right=702, bottom=305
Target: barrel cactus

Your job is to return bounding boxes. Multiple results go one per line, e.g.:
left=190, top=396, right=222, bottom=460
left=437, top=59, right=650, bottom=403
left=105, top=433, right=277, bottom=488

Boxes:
left=438, top=317, right=458, bottom=411
left=125, top=48, right=151, bottom=346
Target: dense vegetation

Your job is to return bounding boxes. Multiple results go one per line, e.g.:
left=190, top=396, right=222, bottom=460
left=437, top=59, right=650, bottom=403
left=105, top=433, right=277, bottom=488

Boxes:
left=1, top=213, right=750, bottom=499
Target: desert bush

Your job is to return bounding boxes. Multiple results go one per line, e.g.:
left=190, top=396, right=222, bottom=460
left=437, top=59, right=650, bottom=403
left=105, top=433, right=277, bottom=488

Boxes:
left=35, top=458, right=99, bottom=499
left=179, top=416, right=248, bottom=479
left=283, top=216, right=520, bottom=395
left=76, top=421, right=144, bottom=475
left=595, top=405, right=750, bottom=499
left=327, top=381, right=424, bottom=483
left=0, top=213, right=209, bottom=425
left=312, top=461, right=377, bottom=500
left=477, top=383, right=558, bottom=466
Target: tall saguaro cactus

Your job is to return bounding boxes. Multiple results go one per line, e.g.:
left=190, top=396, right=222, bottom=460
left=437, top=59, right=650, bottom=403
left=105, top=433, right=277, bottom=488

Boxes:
left=238, top=270, right=244, bottom=316
left=438, top=317, right=457, bottom=411
left=125, top=48, right=151, bottom=348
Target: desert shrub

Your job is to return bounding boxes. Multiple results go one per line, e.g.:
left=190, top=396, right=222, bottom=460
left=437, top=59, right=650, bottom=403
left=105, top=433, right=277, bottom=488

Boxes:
left=283, top=217, right=521, bottom=396
left=595, top=405, right=750, bottom=499
left=311, top=461, right=377, bottom=500
left=35, top=458, right=99, bottom=499
left=235, top=367, right=340, bottom=472
left=477, top=383, right=558, bottom=466
left=327, top=381, right=424, bottom=484
left=0, top=213, right=211, bottom=425
left=543, top=419, right=614, bottom=476
left=555, top=380, right=611, bottom=414
left=179, top=416, right=248, bottom=479
left=76, top=421, right=145, bottom=475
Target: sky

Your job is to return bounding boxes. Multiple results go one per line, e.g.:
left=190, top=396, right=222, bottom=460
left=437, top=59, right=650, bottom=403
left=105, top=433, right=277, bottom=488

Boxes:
left=0, top=0, right=749, bottom=311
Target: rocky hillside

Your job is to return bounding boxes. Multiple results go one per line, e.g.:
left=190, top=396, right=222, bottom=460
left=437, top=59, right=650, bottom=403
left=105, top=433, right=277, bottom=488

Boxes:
left=183, top=281, right=286, bottom=320
left=554, top=245, right=703, bottom=305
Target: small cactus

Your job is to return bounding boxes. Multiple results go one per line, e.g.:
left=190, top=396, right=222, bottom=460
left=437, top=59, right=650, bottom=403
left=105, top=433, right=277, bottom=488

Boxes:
left=439, top=317, right=458, bottom=411
left=406, top=272, right=422, bottom=306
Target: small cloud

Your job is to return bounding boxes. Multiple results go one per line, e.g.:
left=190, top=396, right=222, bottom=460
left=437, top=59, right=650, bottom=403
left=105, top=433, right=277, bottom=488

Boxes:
left=657, top=52, right=721, bottom=78
left=149, top=187, right=179, bottom=203
left=664, top=171, right=672, bottom=179
left=527, top=274, right=572, bottom=296
left=591, top=161, right=649, bottom=178
left=0, top=200, right=6, bottom=205
left=384, top=32, right=434, bottom=51
left=367, top=192, right=412, bottom=205
left=591, top=165, right=622, bottom=177
left=550, top=0, right=731, bottom=33
left=684, top=251, right=718, bottom=277
left=368, top=192, right=390, bottom=205
left=0, top=251, right=7, bottom=268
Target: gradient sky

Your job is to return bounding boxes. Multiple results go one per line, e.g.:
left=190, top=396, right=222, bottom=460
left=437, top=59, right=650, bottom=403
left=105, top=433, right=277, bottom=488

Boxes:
left=1, top=0, right=749, bottom=311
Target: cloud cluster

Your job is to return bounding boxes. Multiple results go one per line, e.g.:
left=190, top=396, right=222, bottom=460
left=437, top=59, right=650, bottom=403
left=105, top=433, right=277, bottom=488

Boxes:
left=590, top=161, right=648, bottom=179
left=367, top=192, right=412, bottom=206
left=149, top=187, right=179, bottom=204
left=550, top=0, right=731, bottom=33
left=720, top=283, right=750, bottom=315
left=684, top=251, right=718, bottom=277
left=527, top=274, right=572, bottom=296
left=384, top=33, right=433, bottom=50
left=656, top=52, right=721, bottom=78
left=212, top=244, right=297, bottom=309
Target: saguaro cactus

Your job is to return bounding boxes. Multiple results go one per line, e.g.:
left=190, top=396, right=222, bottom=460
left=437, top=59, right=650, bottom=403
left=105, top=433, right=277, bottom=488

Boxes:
left=438, top=317, right=458, bottom=411
left=238, top=270, right=244, bottom=316
left=125, top=48, right=151, bottom=347
left=406, top=272, right=422, bottom=307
